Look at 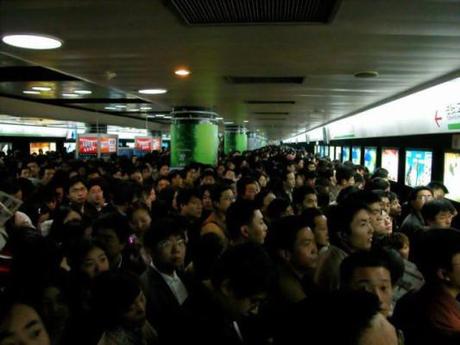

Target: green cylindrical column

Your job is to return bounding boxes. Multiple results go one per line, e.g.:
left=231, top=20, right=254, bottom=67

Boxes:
left=170, top=107, right=219, bottom=167
left=224, top=125, right=248, bottom=154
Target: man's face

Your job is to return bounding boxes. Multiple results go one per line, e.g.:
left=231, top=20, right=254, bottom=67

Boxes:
left=153, top=235, right=186, bottom=273
left=223, top=290, right=267, bottom=320
left=291, top=227, right=318, bottom=271
left=313, top=215, right=329, bottom=247
left=20, top=168, right=31, bottom=179
left=285, top=173, right=296, bottom=190
left=390, top=198, right=402, bottom=217
left=367, top=202, right=387, bottom=235
left=157, top=179, right=170, bottom=192
left=202, top=175, right=216, bottom=185
left=217, top=189, right=234, bottom=213
left=243, top=183, right=258, bottom=201
left=245, top=210, right=268, bottom=244
left=27, top=162, right=40, bottom=178
left=412, top=190, right=433, bottom=212
left=171, top=175, right=183, bottom=188
left=349, top=267, right=393, bottom=317
left=380, top=197, right=391, bottom=215
left=68, top=182, right=88, bottom=205
left=130, top=172, right=143, bottom=184
left=122, top=292, right=147, bottom=328
left=181, top=196, right=202, bottom=219
left=303, top=193, right=318, bottom=210
left=88, top=185, right=105, bottom=207
left=433, top=188, right=445, bottom=200
left=159, top=165, right=169, bottom=177
left=94, top=228, right=124, bottom=262
left=349, top=210, right=374, bottom=251
left=431, top=210, right=453, bottom=229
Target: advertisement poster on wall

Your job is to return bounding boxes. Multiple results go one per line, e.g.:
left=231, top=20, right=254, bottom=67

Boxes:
left=78, top=136, right=98, bottom=156
left=99, top=136, right=117, bottom=154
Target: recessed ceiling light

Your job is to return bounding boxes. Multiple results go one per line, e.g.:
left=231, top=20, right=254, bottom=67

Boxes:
left=224, top=121, right=234, bottom=125
left=140, top=106, right=152, bottom=111
left=62, top=93, right=79, bottom=97
left=115, top=105, right=127, bottom=108
left=31, top=86, right=52, bottom=92
left=2, top=34, right=62, bottom=50
left=128, top=108, right=139, bottom=112
left=138, top=89, right=168, bottom=95
left=156, top=114, right=165, bottom=118
left=164, top=116, right=172, bottom=119
left=104, top=106, right=117, bottom=110
left=175, top=68, right=191, bottom=77
left=23, top=90, right=40, bottom=95
left=74, top=90, right=92, bottom=95
left=354, top=71, right=379, bottom=78
left=216, top=117, right=223, bottom=120
left=244, top=120, right=249, bottom=123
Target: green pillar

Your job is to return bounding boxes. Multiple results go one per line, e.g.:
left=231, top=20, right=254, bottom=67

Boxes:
left=170, top=107, right=219, bottom=167
left=224, top=125, right=248, bottom=154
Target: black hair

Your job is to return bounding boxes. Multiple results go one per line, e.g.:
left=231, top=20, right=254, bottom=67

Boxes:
left=292, top=186, right=317, bottom=207
left=336, top=166, right=355, bottom=185
left=421, top=199, right=454, bottom=223
left=372, top=167, right=389, bottom=179
left=93, top=213, right=131, bottom=244
left=92, top=271, right=142, bottom=330
left=210, top=242, right=275, bottom=298
left=67, top=239, right=106, bottom=274
left=143, top=217, right=186, bottom=251
left=176, top=188, right=201, bottom=209
left=365, top=177, right=390, bottom=191
left=269, top=216, right=310, bottom=253
left=265, top=198, right=291, bottom=221
left=337, top=201, right=370, bottom=236
left=427, top=181, right=449, bottom=194
left=340, top=249, right=403, bottom=287
left=226, top=200, right=259, bottom=241
left=192, top=233, right=226, bottom=281
left=67, top=176, right=87, bottom=192
left=236, top=176, right=257, bottom=197
left=301, top=207, right=324, bottom=232
left=210, top=183, right=233, bottom=204
left=336, top=186, right=360, bottom=205
left=112, top=180, right=141, bottom=206
left=408, top=186, right=433, bottom=201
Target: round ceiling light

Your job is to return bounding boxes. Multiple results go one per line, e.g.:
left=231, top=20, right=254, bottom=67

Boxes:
left=354, top=71, right=379, bottom=78
left=138, top=89, right=167, bottom=95
left=2, top=34, right=62, bottom=50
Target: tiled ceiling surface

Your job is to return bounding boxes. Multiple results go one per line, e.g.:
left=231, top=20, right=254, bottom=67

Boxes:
left=1, top=0, right=460, bottom=139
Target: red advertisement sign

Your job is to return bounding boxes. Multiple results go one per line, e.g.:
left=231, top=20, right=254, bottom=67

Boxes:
left=135, top=137, right=153, bottom=152
left=78, top=136, right=98, bottom=155
left=100, top=136, right=117, bottom=154
left=152, top=137, right=161, bottom=151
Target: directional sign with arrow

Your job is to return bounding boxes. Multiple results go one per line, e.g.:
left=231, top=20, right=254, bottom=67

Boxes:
left=434, top=111, right=443, bottom=127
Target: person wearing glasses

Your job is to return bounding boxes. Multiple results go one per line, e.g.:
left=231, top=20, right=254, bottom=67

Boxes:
left=140, top=217, right=189, bottom=335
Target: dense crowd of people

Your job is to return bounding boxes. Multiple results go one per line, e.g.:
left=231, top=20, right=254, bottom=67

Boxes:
left=0, top=146, right=459, bottom=345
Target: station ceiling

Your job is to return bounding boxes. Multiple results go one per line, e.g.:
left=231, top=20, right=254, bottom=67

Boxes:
left=1, top=0, right=460, bottom=139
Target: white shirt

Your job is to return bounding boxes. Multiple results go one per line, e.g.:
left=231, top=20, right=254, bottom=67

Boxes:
left=151, top=263, right=188, bottom=305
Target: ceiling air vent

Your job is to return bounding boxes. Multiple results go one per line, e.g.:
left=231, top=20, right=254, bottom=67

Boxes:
left=245, top=100, right=296, bottom=104
left=169, top=0, right=341, bottom=25
left=225, top=76, right=304, bottom=84
left=253, top=112, right=290, bottom=115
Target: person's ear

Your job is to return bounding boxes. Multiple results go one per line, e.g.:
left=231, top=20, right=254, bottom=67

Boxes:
left=241, top=225, right=250, bottom=239
left=437, top=268, right=451, bottom=283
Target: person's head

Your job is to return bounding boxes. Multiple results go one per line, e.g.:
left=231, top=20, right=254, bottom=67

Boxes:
left=271, top=216, right=318, bottom=273
left=354, top=173, right=365, bottom=190
left=92, top=214, right=130, bottom=265
left=302, top=208, right=329, bottom=248
left=236, top=177, right=259, bottom=201
left=387, top=192, right=402, bottom=217
left=303, top=291, right=398, bottom=345
left=386, top=233, right=410, bottom=260
left=416, top=229, right=460, bottom=295
left=0, top=298, right=51, bottom=345
left=210, top=184, right=234, bottom=215
left=427, top=181, right=449, bottom=200
left=169, top=170, right=184, bottom=189
left=266, top=198, right=294, bottom=222
left=67, top=176, right=88, bottom=205
left=68, top=239, right=110, bottom=279
left=184, top=165, right=199, bottom=185
left=201, top=169, right=216, bottom=186
left=87, top=178, right=106, bottom=208
left=365, top=178, right=390, bottom=192
left=129, top=168, right=143, bottom=185
left=111, top=181, right=140, bottom=210
left=144, top=217, right=186, bottom=274
left=26, top=161, right=40, bottom=178
left=257, top=172, right=269, bottom=189
left=200, top=185, right=214, bottom=212
left=177, top=188, right=203, bottom=219
left=292, top=186, right=318, bottom=214
left=340, top=250, right=400, bottom=317
left=336, top=166, right=355, bottom=188
left=156, top=176, right=170, bottom=192
left=421, top=199, right=455, bottom=229
left=339, top=202, right=374, bottom=252
left=283, top=171, right=296, bottom=191
left=159, top=163, right=169, bottom=177
left=129, top=205, right=152, bottom=238
left=140, top=164, right=152, bottom=181
left=372, top=168, right=389, bottom=180
left=92, top=272, right=146, bottom=330
left=409, top=186, right=433, bottom=212
left=41, top=167, right=55, bottom=185
left=20, top=167, right=31, bottom=179
left=226, top=200, right=267, bottom=244
left=256, top=190, right=276, bottom=215
left=210, top=243, right=275, bottom=320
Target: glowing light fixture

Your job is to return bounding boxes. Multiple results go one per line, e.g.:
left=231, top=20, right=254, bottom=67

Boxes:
left=138, top=89, right=167, bottom=95
left=175, top=68, right=191, bottom=77
left=2, top=34, right=62, bottom=50
left=23, top=90, right=40, bottom=95
left=32, top=86, right=52, bottom=92
left=62, top=93, right=79, bottom=97
left=74, top=90, right=92, bottom=95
